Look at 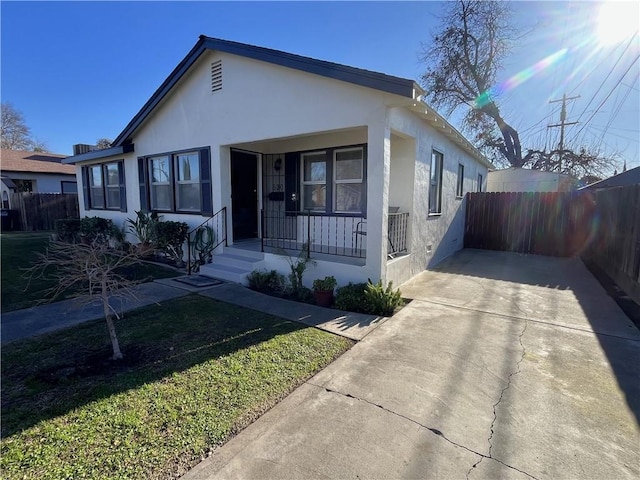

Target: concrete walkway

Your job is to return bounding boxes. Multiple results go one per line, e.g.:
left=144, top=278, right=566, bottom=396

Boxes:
left=1, top=282, right=191, bottom=344
left=183, top=250, right=640, bottom=480
left=2, top=276, right=383, bottom=344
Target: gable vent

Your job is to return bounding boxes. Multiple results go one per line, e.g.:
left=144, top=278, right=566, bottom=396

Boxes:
left=211, top=60, right=222, bottom=93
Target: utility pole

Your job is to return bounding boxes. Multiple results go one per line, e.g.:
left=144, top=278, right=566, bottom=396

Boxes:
left=548, top=93, right=579, bottom=172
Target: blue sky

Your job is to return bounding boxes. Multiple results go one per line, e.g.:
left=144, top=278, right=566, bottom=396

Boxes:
left=2, top=1, right=638, bottom=171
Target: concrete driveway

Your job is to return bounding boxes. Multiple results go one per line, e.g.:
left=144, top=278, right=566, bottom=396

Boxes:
left=184, top=249, right=640, bottom=479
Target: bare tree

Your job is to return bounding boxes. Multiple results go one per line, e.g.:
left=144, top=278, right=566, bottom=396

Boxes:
left=420, top=1, right=524, bottom=166
left=27, top=238, right=151, bottom=360
left=95, top=138, right=112, bottom=149
left=523, top=146, right=620, bottom=179
left=1, top=102, right=32, bottom=150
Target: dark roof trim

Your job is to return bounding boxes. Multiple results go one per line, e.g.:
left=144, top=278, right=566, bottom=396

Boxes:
left=112, top=36, right=418, bottom=146
left=2, top=177, right=17, bottom=189
left=63, top=144, right=134, bottom=164
left=579, top=166, right=640, bottom=190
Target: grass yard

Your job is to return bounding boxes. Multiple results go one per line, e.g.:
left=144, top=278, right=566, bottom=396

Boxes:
left=1, top=295, right=353, bottom=479
left=1, top=231, right=179, bottom=312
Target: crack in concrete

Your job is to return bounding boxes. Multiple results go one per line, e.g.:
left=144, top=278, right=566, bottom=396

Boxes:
left=306, top=382, right=537, bottom=480
left=466, top=313, right=532, bottom=480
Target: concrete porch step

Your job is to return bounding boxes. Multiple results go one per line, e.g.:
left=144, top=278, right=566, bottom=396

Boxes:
left=199, top=247, right=265, bottom=285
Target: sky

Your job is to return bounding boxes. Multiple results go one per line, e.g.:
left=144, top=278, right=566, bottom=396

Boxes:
left=1, top=1, right=639, bottom=173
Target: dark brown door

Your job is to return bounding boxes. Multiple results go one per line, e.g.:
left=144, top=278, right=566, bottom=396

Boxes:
left=231, top=150, right=258, bottom=241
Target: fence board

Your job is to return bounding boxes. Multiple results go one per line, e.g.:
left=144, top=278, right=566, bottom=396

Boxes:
left=464, top=191, right=595, bottom=257
left=8, top=193, right=79, bottom=231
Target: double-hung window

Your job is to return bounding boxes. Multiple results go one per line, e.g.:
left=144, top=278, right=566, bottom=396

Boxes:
left=140, top=147, right=211, bottom=215
left=301, top=151, right=327, bottom=212
left=334, top=147, right=364, bottom=213
left=82, top=161, right=125, bottom=211
left=429, top=150, right=444, bottom=214
left=456, top=163, right=465, bottom=198
left=298, top=145, right=366, bottom=214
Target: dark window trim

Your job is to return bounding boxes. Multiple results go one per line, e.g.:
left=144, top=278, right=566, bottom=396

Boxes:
left=297, top=143, right=367, bottom=216
left=456, top=163, right=464, bottom=198
left=429, top=149, right=444, bottom=215
left=477, top=173, right=484, bottom=192
left=82, top=160, right=126, bottom=212
left=141, top=146, right=212, bottom=216
left=60, top=180, right=78, bottom=194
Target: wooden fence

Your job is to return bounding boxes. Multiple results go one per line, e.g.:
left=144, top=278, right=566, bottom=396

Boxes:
left=9, top=193, right=79, bottom=231
left=582, top=185, right=640, bottom=304
left=464, top=191, right=596, bottom=257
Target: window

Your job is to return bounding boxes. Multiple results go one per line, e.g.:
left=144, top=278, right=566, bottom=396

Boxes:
left=477, top=173, right=483, bottom=192
left=299, top=146, right=366, bottom=214
left=82, top=161, right=125, bottom=211
left=140, top=147, right=211, bottom=215
left=334, top=148, right=364, bottom=213
left=14, top=179, right=33, bottom=193
left=61, top=181, right=78, bottom=194
left=429, top=150, right=443, bottom=214
left=456, top=164, right=465, bottom=198
left=301, top=151, right=327, bottom=211
left=2, top=191, right=9, bottom=209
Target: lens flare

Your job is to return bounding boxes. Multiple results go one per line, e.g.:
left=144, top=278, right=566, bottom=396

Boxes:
left=474, top=49, right=568, bottom=108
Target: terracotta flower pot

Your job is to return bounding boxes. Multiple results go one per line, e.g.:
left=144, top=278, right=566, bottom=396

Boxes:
left=314, top=289, right=333, bottom=307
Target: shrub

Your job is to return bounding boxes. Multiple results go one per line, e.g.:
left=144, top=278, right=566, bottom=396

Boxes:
left=126, top=210, right=160, bottom=245
left=363, top=279, right=403, bottom=316
left=247, top=269, right=286, bottom=294
left=54, top=218, right=82, bottom=243
left=154, top=221, right=189, bottom=266
left=79, top=216, right=116, bottom=245
left=335, top=282, right=368, bottom=313
left=312, top=276, right=337, bottom=292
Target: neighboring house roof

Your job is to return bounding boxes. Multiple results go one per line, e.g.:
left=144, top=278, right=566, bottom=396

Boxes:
left=1, top=149, right=76, bottom=175
left=64, top=35, right=490, bottom=169
left=579, top=166, right=640, bottom=190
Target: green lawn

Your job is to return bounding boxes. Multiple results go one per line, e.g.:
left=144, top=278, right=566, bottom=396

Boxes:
left=0, top=295, right=353, bottom=479
left=1, top=232, right=179, bottom=312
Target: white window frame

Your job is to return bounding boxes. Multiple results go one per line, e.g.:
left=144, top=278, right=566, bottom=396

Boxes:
left=89, top=165, right=104, bottom=209
left=333, top=147, right=364, bottom=214
left=149, top=155, right=172, bottom=212
left=301, top=150, right=327, bottom=212
left=104, top=163, right=121, bottom=210
left=174, top=151, right=201, bottom=213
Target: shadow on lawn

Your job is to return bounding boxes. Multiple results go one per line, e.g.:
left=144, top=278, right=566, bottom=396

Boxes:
left=1, top=294, right=308, bottom=438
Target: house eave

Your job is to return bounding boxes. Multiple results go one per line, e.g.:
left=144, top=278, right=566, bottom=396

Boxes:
left=63, top=144, right=135, bottom=164
left=407, top=101, right=493, bottom=169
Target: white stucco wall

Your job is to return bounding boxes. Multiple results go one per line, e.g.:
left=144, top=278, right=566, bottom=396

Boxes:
left=3, top=172, right=76, bottom=194
left=74, top=48, right=488, bottom=287
left=487, top=168, right=570, bottom=192
left=385, top=107, right=488, bottom=286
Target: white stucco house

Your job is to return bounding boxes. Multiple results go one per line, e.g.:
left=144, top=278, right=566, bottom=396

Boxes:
left=1, top=149, right=78, bottom=208
left=64, top=36, right=491, bottom=287
left=487, top=167, right=576, bottom=193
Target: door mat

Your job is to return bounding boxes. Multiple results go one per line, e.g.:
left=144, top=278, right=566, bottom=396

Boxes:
left=173, top=275, right=223, bottom=288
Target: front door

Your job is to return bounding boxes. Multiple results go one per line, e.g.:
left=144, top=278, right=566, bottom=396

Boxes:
left=231, top=150, right=259, bottom=241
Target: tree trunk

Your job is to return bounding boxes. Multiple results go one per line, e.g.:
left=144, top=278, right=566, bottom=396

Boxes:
left=102, top=278, right=123, bottom=360
left=482, top=103, right=523, bottom=167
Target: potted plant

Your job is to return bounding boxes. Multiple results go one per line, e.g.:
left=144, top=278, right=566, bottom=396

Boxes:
left=312, top=276, right=337, bottom=307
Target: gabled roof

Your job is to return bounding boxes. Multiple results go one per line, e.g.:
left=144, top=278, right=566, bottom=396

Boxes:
left=64, top=35, right=488, bottom=168
left=109, top=36, right=420, bottom=149
left=1, top=149, right=76, bottom=175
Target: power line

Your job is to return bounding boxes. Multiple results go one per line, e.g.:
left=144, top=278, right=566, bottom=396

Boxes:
left=570, top=53, right=640, bottom=142
left=573, top=35, right=637, bottom=125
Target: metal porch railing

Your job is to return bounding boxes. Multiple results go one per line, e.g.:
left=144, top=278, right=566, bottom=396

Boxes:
left=187, top=207, right=227, bottom=274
